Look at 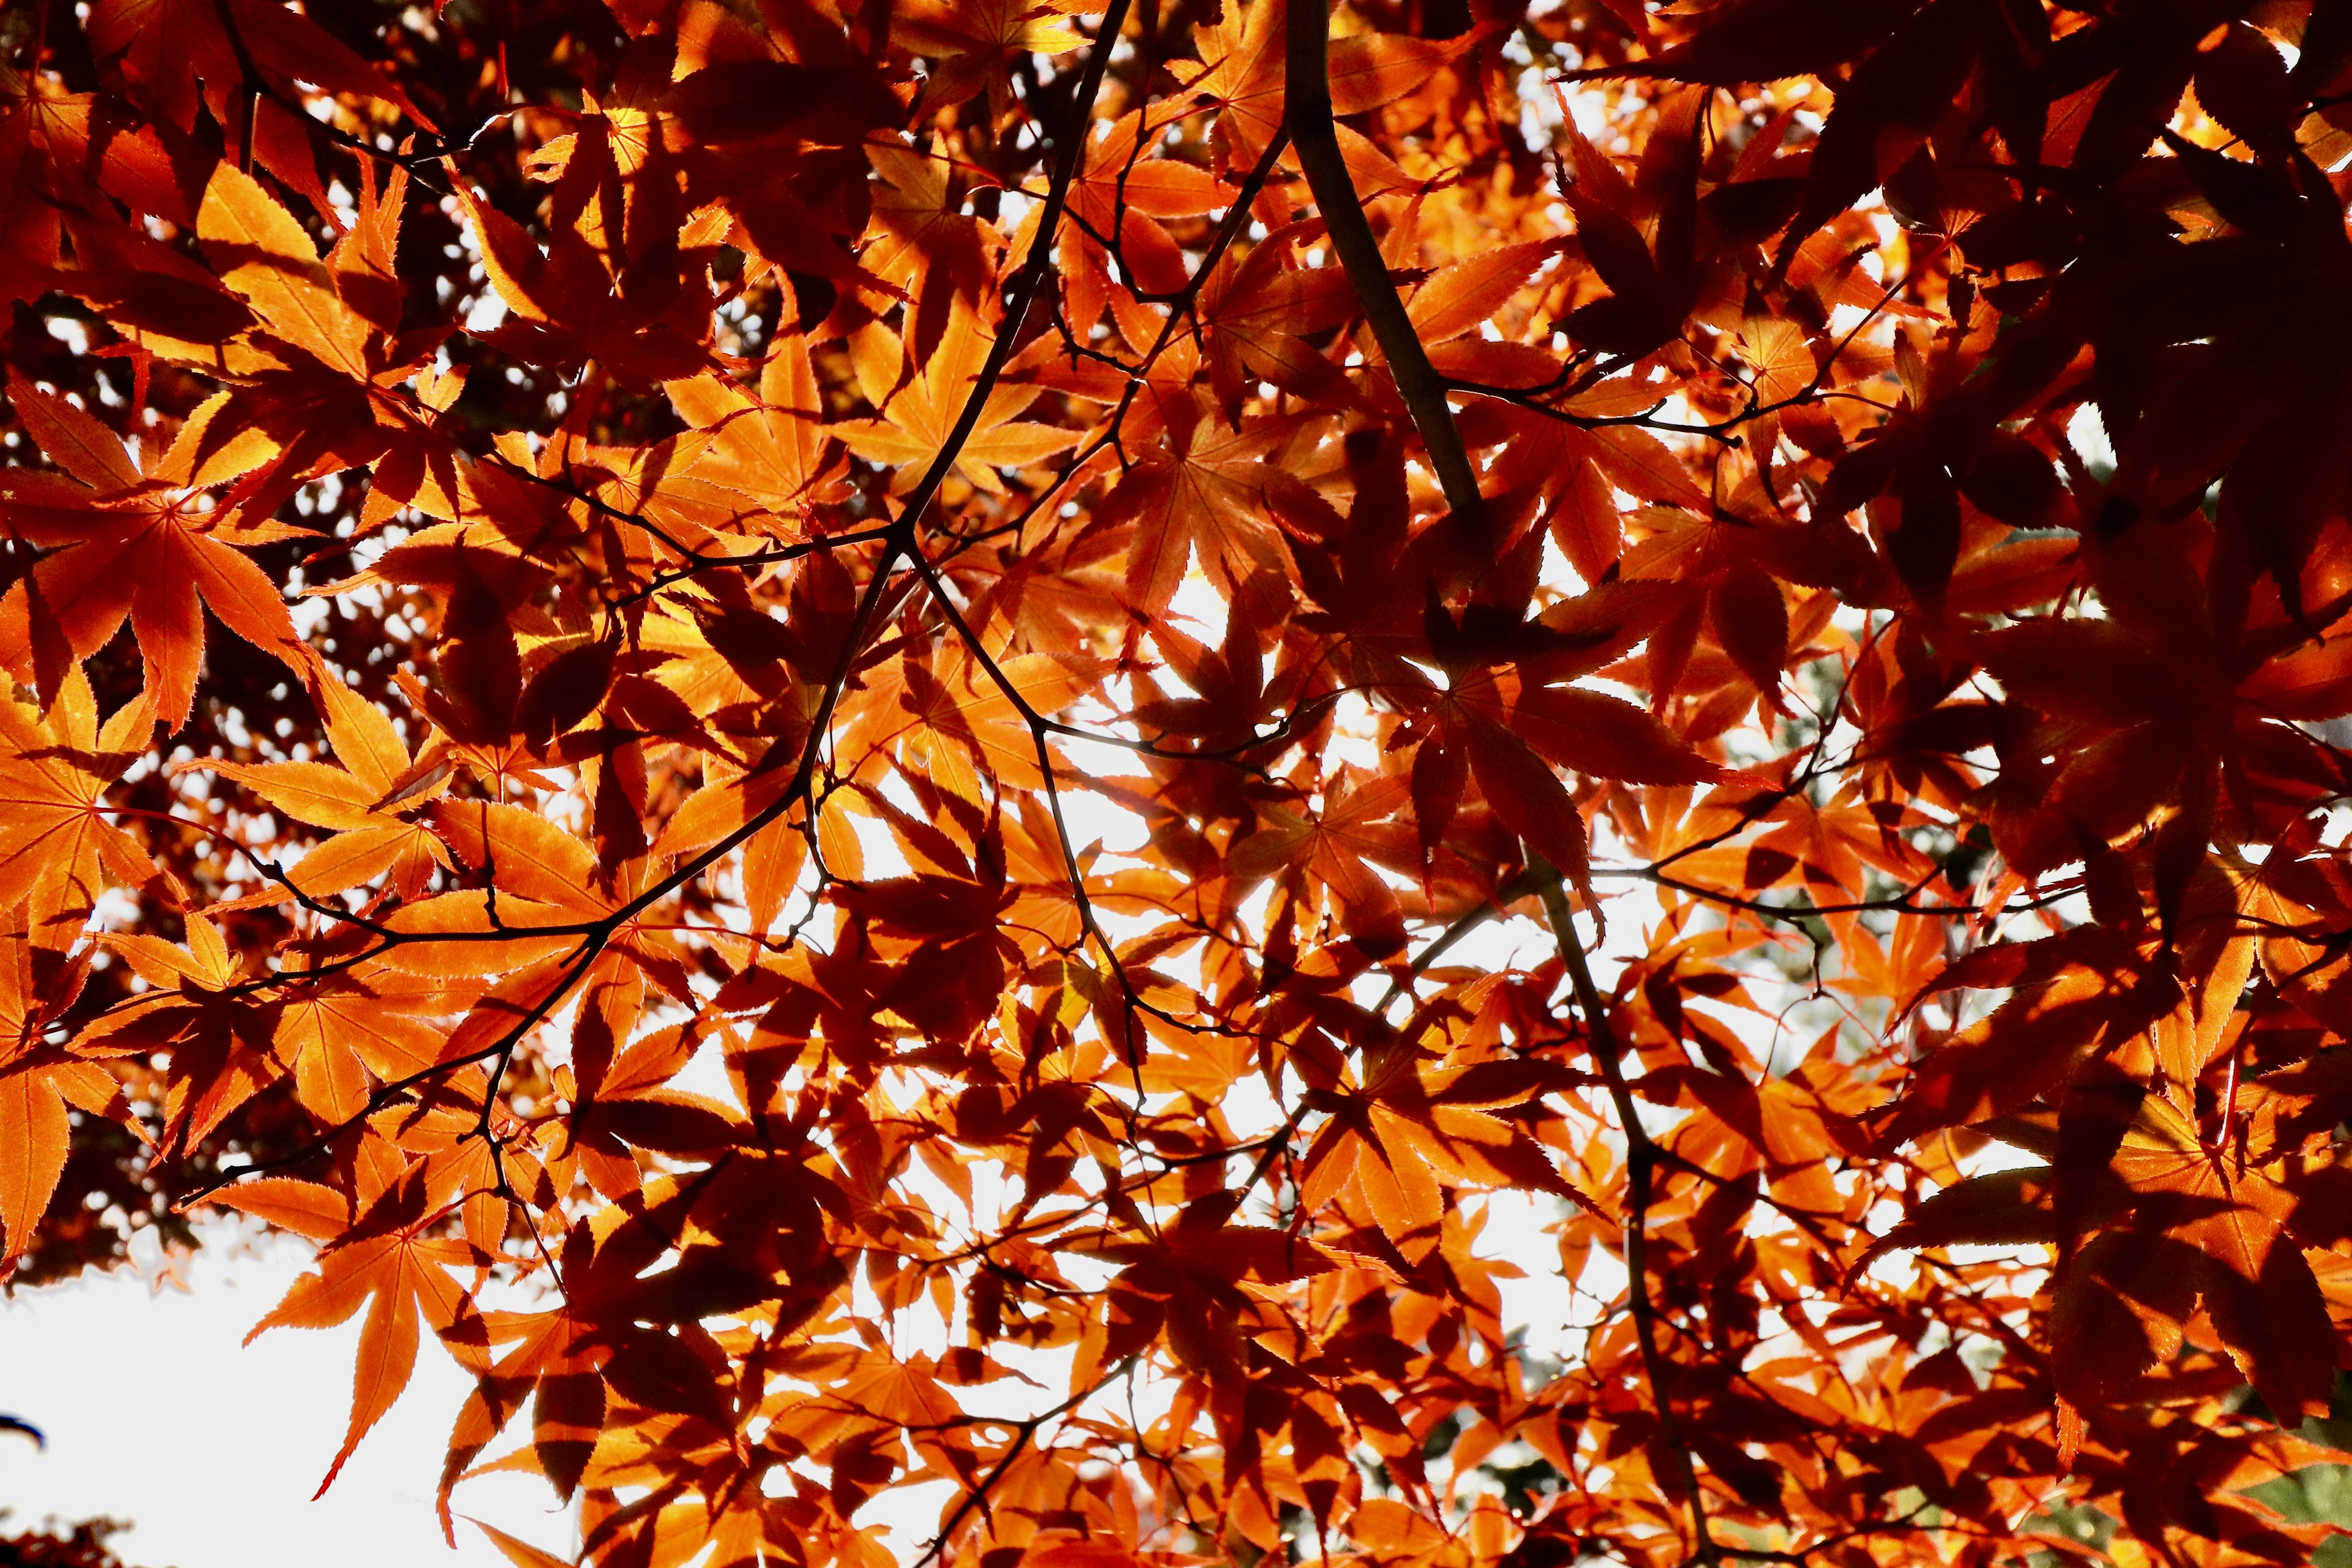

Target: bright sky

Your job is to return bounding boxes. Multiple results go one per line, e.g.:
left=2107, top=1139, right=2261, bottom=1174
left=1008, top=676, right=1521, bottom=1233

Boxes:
left=0, top=1232, right=569, bottom=1568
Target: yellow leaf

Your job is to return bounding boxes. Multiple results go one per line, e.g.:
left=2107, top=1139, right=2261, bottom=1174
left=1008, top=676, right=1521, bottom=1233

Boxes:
left=197, top=165, right=372, bottom=377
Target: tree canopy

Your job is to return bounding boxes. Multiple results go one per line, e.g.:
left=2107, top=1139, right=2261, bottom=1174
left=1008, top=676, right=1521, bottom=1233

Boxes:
left=7, top=0, right=2352, bottom=1563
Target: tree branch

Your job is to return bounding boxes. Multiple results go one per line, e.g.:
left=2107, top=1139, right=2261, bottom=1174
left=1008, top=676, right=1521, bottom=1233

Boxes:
left=1537, top=865, right=1721, bottom=1568
left=176, top=0, right=1139, bottom=1216
left=1285, top=0, right=1480, bottom=516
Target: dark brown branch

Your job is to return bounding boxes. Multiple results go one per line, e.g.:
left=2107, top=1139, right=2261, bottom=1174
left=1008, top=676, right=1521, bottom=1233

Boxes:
left=1370, top=865, right=1545, bottom=1016
left=907, top=1357, right=1139, bottom=1568
left=938, top=130, right=1291, bottom=552
left=179, top=0, right=1140, bottom=1211
left=1677, top=1502, right=1940, bottom=1567
left=1593, top=864, right=1962, bottom=921
left=1284, top=0, right=1480, bottom=516
left=1537, top=867, right=1721, bottom=1568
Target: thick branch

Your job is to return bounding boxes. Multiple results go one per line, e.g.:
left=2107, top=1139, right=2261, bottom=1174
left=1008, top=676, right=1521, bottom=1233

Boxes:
left=1284, top=0, right=1480, bottom=515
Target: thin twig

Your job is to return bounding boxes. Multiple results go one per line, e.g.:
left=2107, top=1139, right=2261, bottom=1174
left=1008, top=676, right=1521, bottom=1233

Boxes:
left=1537, top=863, right=1720, bottom=1567
left=180, top=0, right=1140, bottom=1212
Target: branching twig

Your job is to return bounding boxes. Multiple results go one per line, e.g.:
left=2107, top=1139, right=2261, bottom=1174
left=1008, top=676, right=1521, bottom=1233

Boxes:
left=1537, top=864, right=1721, bottom=1567
left=180, top=0, right=1141, bottom=1215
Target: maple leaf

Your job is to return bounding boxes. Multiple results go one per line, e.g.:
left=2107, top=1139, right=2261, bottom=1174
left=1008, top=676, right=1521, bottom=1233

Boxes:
left=1094, top=390, right=1313, bottom=613
left=0, top=668, right=158, bottom=947
left=265, top=965, right=466, bottom=1124
left=1193, top=230, right=1359, bottom=420
left=642, top=343, right=842, bottom=537
left=197, top=164, right=379, bottom=379
left=1449, top=674, right=1722, bottom=787
left=837, top=295, right=1081, bottom=494
left=0, top=372, right=306, bottom=723
left=1404, top=238, right=1567, bottom=348
left=1877, top=930, right=2178, bottom=1150
left=862, top=141, right=1000, bottom=306
left=88, top=0, right=431, bottom=140
left=2102, top=1094, right=2334, bottom=1425
left=452, top=176, right=722, bottom=390
left=1057, top=107, right=1225, bottom=332
left=246, top=1170, right=485, bottom=1496
left=1232, top=771, right=1412, bottom=956
left=892, top=0, right=1088, bottom=115
left=1175, top=0, right=1480, bottom=172
left=189, top=665, right=452, bottom=914
left=1283, top=1018, right=1591, bottom=1261
left=1072, top=1191, right=1343, bottom=1382
left=1670, top=780, right=1929, bottom=905
left=74, top=914, right=284, bottom=1157
left=0, top=919, right=130, bottom=1266
left=8, top=0, right=2352, bottom=1563
left=422, top=800, right=694, bottom=1032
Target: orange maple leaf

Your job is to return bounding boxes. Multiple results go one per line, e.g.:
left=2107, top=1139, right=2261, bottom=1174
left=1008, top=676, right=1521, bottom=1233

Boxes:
left=246, top=1170, right=485, bottom=1496
left=837, top=295, right=1081, bottom=495
left=0, top=372, right=306, bottom=723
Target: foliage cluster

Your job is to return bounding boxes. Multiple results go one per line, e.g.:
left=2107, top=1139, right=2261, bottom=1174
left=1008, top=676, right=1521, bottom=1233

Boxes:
left=8, top=0, right=2352, bottom=1564
left=0, top=1513, right=149, bottom=1568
